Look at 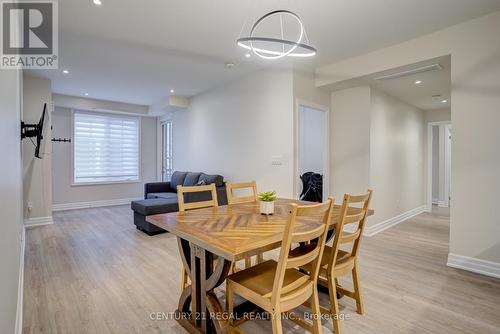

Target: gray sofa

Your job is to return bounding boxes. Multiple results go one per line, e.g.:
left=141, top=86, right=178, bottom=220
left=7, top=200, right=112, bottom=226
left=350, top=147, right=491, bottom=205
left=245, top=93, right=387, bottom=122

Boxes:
left=131, top=171, right=228, bottom=235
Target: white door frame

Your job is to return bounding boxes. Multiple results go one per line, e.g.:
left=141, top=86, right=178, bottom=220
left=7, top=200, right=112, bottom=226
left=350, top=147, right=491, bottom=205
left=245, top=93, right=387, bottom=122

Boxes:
left=426, top=121, right=451, bottom=212
left=157, top=116, right=174, bottom=182
left=156, top=118, right=163, bottom=181
left=444, top=124, right=452, bottom=208
left=294, top=99, right=330, bottom=200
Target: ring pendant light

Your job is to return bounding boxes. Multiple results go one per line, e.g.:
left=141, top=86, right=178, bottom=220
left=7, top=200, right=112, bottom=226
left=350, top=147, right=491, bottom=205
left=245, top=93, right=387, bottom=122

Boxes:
left=237, top=10, right=317, bottom=60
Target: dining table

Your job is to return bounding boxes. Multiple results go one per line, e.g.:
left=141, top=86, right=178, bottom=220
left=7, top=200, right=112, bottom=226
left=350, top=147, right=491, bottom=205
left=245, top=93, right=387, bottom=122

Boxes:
left=147, top=198, right=374, bottom=334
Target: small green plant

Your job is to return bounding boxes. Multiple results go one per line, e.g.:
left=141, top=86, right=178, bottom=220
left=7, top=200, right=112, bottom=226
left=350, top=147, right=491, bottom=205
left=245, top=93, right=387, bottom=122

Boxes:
left=258, top=191, right=277, bottom=202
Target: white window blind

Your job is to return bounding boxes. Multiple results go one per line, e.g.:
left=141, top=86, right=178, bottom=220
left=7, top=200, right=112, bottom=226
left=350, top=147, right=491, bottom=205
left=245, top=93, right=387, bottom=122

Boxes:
left=73, top=111, right=140, bottom=184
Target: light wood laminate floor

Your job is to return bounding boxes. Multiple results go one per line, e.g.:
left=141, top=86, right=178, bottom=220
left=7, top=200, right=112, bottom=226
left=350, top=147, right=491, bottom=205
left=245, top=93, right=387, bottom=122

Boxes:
left=23, top=206, right=500, bottom=333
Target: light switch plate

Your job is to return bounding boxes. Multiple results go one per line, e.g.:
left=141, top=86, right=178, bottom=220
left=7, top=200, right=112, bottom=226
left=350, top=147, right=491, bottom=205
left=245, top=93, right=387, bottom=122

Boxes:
left=271, top=155, right=283, bottom=166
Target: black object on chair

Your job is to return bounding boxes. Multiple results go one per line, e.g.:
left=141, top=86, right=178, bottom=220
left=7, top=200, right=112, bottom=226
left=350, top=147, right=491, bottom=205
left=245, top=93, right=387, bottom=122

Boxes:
left=300, top=172, right=323, bottom=203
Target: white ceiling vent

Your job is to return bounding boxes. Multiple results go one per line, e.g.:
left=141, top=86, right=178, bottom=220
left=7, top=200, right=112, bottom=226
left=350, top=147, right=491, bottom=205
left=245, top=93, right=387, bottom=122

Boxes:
left=374, top=64, right=443, bottom=81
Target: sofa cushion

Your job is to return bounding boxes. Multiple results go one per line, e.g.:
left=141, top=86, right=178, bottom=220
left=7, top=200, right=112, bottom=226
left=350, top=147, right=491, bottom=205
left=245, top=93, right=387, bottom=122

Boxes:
left=196, top=179, right=207, bottom=186
left=170, top=171, right=188, bottom=192
left=146, top=192, right=178, bottom=200
left=131, top=198, right=179, bottom=216
left=199, top=173, right=224, bottom=187
left=183, top=172, right=202, bottom=186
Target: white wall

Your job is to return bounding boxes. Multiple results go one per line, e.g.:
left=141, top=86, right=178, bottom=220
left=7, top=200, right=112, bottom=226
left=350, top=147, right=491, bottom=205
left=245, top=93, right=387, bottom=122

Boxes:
left=53, top=94, right=149, bottom=115
left=330, top=86, right=371, bottom=201
left=170, top=69, right=295, bottom=197
left=330, top=86, right=426, bottom=226
left=424, top=108, right=451, bottom=123
left=22, top=74, right=53, bottom=222
left=51, top=107, right=158, bottom=205
left=293, top=69, right=330, bottom=107
left=0, top=70, right=23, bottom=334
left=369, top=89, right=425, bottom=225
left=316, top=10, right=500, bottom=265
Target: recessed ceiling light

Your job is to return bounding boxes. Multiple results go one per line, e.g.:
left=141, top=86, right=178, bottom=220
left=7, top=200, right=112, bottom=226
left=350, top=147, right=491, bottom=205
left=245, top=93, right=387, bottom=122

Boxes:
left=170, top=89, right=174, bottom=93
left=63, top=70, right=69, bottom=74
left=414, top=80, right=422, bottom=84
left=93, top=0, right=102, bottom=5
left=84, top=93, right=89, bottom=96
left=441, top=99, right=448, bottom=103
left=245, top=53, right=251, bottom=58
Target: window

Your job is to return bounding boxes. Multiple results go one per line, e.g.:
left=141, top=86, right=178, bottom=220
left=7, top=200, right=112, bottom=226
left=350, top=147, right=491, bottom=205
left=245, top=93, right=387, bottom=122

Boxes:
left=161, top=120, right=173, bottom=181
left=73, top=110, right=140, bottom=184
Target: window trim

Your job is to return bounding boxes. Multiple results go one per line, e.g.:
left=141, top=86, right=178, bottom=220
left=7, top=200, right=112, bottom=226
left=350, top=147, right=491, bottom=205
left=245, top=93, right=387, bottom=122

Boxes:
left=71, top=109, right=142, bottom=186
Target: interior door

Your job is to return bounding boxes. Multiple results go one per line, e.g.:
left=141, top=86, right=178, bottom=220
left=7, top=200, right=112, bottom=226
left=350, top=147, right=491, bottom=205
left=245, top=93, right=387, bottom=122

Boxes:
left=298, top=104, right=328, bottom=202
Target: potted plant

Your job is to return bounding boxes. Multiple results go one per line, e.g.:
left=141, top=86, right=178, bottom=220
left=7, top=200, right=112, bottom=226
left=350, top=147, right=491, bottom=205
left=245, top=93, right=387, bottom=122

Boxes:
left=258, top=191, right=277, bottom=215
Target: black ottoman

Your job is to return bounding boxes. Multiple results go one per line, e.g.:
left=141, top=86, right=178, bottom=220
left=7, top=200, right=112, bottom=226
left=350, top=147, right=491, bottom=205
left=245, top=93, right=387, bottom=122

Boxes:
left=131, top=198, right=179, bottom=235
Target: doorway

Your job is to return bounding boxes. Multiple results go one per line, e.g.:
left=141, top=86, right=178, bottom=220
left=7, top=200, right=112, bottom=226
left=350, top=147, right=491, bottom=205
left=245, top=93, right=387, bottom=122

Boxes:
left=427, top=121, right=451, bottom=211
left=295, top=101, right=329, bottom=202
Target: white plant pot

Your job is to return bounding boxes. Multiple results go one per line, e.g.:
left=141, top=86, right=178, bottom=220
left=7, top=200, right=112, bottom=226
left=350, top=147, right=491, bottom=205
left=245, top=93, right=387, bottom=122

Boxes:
left=259, top=201, right=275, bottom=215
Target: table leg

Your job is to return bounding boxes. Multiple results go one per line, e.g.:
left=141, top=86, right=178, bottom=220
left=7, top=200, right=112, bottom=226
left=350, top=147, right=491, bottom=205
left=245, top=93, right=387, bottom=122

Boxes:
left=176, top=238, right=231, bottom=334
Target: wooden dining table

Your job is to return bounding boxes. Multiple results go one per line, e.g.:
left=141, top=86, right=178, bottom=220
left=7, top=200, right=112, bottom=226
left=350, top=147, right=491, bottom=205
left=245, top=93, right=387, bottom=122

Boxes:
left=147, top=198, right=374, bottom=334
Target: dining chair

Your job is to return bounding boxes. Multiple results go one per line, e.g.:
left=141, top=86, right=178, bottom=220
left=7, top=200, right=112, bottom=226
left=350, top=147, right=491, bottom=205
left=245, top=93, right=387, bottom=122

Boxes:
left=297, top=189, right=372, bottom=334
left=226, top=198, right=334, bottom=334
left=177, top=183, right=219, bottom=212
left=226, top=181, right=263, bottom=268
left=226, top=181, right=257, bottom=204
left=177, top=183, right=219, bottom=290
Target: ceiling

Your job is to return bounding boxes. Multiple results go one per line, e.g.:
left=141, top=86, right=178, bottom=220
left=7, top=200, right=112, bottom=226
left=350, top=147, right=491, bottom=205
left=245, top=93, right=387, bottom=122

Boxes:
left=372, top=56, right=451, bottom=110
left=28, top=0, right=500, bottom=106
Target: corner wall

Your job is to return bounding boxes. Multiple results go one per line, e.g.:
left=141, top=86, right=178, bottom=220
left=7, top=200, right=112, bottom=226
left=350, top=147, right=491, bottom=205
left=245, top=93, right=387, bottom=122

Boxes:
left=330, top=86, right=371, bottom=201
left=330, top=86, right=426, bottom=228
left=369, top=89, right=425, bottom=225
left=0, top=70, right=23, bottom=334
left=22, top=74, right=53, bottom=225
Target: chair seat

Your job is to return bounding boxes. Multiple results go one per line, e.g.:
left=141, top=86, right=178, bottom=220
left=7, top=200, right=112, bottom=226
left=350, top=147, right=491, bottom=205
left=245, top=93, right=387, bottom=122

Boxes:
left=293, top=245, right=354, bottom=276
left=227, top=260, right=311, bottom=300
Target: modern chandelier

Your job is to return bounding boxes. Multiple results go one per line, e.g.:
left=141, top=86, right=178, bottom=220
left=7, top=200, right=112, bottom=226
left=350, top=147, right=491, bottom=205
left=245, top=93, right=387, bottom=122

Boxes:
left=237, top=10, right=317, bottom=60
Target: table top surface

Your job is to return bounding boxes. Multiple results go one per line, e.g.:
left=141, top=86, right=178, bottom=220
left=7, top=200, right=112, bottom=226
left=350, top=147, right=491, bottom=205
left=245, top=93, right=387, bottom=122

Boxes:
left=147, top=198, right=373, bottom=262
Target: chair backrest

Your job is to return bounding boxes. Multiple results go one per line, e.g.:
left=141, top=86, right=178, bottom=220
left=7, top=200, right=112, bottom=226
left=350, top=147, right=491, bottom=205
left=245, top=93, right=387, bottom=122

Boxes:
left=177, top=183, right=219, bottom=212
left=271, top=198, right=334, bottom=305
left=226, top=181, right=257, bottom=204
left=327, top=189, right=373, bottom=272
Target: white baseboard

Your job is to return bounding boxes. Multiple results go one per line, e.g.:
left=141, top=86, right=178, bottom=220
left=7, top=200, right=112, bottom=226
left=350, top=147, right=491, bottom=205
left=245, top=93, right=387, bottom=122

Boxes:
left=432, top=199, right=449, bottom=207
left=15, top=226, right=25, bottom=334
left=437, top=200, right=449, bottom=208
left=364, top=205, right=427, bottom=237
left=24, top=216, right=53, bottom=228
left=52, top=197, right=141, bottom=212
left=447, top=253, right=500, bottom=279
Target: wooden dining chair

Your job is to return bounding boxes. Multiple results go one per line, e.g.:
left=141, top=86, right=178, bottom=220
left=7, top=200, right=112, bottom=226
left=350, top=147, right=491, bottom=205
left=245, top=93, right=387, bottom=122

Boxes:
left=177, top=183, right=219, bottom=212
left=226, top=181, right=263, bottom=268
left=226, top=181, right=257, bottom=204
left=226, top=198, right=334, bottom=334
left=177, top=183, right=219, bottom=290
left=298, top=189, right=372, bottom=334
